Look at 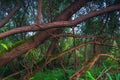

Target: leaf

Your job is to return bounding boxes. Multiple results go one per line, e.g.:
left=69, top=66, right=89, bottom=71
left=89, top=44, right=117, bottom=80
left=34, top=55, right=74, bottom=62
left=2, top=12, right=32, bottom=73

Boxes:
left=86, top=71, right=95, bottom=80
left=106, top=73, right=112, bottom=80
left=116, top=73, right=120, bottom=80
left=0, top=43, right=8, bottom=50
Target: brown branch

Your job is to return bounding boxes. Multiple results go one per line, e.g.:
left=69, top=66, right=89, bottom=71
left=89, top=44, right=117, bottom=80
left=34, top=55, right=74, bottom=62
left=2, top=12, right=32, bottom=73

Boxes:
left=50, top=33, right=94, bottom=39
left=46, top=41, right=120, bottom=66
left=48, top=0, right=53, bottom=22
left=36, top=0, right=43, bottom=24
left=60, top=58, right=68, bottom=75
left=2, top=70, right=23, bottom=80
left=44, top=0, right=90, bottom=73
left=51, top=33, right=117, bottom=41
left=97, top=14, right=109, bottom=35
left=46, top=41, right=95, bottom=64
left=69, top=54, right=119, bottom=80
left=24, top=41, right=94, bottom=79
left=0, top=0, right=91, bottom=67
left=0, top=4, right=20, bottom=28
left=0, top=4, right=120, bottom=38
left=26, top=41, right=120, bottom=79
left=45, top=39, right=58, bottom=63
left=22, top=39, right=120, bottom=79
left=50, top=33, right=120, bottom=47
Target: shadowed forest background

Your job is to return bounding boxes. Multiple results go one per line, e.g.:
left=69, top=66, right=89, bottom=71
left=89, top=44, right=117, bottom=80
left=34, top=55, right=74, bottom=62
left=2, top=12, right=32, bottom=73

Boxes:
left=0, top=0, right=120, bottom=80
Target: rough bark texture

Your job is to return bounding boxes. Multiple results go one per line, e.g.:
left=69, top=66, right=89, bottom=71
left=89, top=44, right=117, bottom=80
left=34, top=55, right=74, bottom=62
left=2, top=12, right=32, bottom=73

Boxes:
left=0, top=0, right=90, bottom=67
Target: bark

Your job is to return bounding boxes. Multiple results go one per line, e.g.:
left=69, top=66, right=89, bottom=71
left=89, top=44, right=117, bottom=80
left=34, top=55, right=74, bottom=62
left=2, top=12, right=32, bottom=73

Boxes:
left=0, top=4, right=120, bottom=38
left=36, top=0, right=43, bottom=24
left=0, top=0, right=90, bottom=67
left=45, top=39, right=58, bottom=62
left=0, top=4, right=20, bottom=28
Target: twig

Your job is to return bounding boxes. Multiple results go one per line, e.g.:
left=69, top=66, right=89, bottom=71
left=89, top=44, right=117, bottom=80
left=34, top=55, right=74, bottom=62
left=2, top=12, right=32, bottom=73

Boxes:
left=2, top=70, right=24, bottom=80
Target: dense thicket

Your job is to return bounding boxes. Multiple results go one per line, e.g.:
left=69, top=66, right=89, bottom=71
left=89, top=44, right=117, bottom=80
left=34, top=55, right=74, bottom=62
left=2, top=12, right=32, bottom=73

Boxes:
left=0, top=0, right=120, bottom=80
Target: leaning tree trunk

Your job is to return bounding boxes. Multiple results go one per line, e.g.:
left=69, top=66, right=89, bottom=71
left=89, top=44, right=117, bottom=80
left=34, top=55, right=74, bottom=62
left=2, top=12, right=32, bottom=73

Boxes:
left=0, top=0, right=90, bottom=67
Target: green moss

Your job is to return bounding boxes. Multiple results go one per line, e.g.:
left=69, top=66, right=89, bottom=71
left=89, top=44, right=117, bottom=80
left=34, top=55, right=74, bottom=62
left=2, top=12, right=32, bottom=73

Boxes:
left=0, top=36, right=34, bottom=56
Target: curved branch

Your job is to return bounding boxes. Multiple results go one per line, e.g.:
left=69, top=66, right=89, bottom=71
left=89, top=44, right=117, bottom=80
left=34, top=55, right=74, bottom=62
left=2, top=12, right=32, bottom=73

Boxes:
left=47, top=42, right=94, bottom=64
left=30, top=41, right=119, bottom=79
left=69, top=54, right=119, bottom=80
left=0, top=0, right=90, bottom=67
left=46, top=41, right=120, bottom=64
left=51, top=33, right=116, bottom=40
left=0, top=4, right=20, bottom=28
left=0, top=4, right=120, bottom=38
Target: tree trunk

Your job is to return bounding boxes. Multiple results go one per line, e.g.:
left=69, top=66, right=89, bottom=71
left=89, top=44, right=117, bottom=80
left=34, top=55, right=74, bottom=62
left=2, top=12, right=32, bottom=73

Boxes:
left=0, top=0, right=90, bottom=67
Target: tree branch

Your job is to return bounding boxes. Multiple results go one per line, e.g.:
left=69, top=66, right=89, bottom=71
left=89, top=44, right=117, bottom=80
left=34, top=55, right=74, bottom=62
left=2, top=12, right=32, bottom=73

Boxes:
left=0, top=4, right=120, bottom=38
left=36, top=0, right=43, bottom=24
left=50, top=33, right=94, bottom=39
left=0, top=0, right=90, bottom=67
left=0, top=4, right=20, bottom=28
left=24, top=41, right=95, bottom=79
left=69, top=54, right=119, bottom=80
left=25, top=41, right=120, bottom=79
left=46, top=41, right=95, bottom=64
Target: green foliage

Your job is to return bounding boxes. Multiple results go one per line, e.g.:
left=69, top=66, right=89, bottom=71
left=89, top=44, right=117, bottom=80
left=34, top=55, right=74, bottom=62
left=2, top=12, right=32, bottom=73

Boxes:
left=116, top=73, right=120, bottom=80
left=106, top=73, right=113, bottom=80
left=77, top=71, right=95, bottom=80
left=106, top=73, right=120, bottom=80
left=110, top=40, right=120, bottom=59
left=77, top=78, right=84, bottom=80
left=0, top=0, right=120, bottom=80
left=0, top=43, right=8, bottom=50
left=82, top=18, right=100, bottom=35
left=29, top=68, right=75, bottom=80
left=86, top=71, right=95, bottom=80
left=0, top=36, right=34, bottom=56
left=24, top=48, right=43, bottom=65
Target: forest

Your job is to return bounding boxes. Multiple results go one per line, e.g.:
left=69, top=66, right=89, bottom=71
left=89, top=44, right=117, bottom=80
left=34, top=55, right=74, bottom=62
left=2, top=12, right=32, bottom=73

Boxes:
left=0, top=0, right=120, bottom=80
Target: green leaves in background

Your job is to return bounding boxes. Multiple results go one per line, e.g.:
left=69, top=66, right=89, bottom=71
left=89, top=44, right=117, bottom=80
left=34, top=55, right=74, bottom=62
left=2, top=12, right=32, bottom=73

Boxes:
left=0, top=43, right=8, bottom=50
